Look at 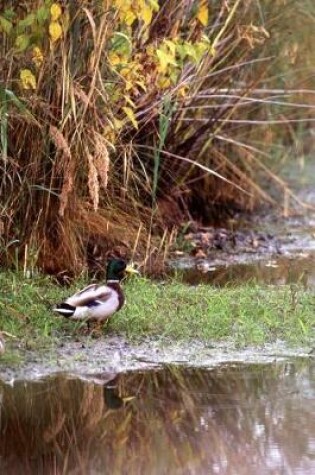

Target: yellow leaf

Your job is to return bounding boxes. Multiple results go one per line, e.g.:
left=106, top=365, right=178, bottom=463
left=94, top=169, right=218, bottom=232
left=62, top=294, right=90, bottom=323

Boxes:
left=169, top=69, right=179, bottom=84
left=103, top=126, right=116, bottom=144
left=197, top=1, right=208, bottom=26
left=108, top=53, right=121, bottom=66
left=135, top=80, right=147, bottom=91
left=157, top=76, right=171, bottom=89
left=123, top=106, right=138, bottom=129
left=156, top=49, right=170, bottom=73
left=124, top=10, right=136, bottom=26
left=120, top=67, right=131, bottom=78
left=177, top=85, right=189, bottom=98
left=32, top=46, right=44, bottom=68
left=156, top=42, right=177, bottom=73
left=50, top=3, right=62, bottom=22
left=20, top=69, right=37, bottom=90
left=142, top=5, right=153, bottom=26
left=148, top=0, right=159, bottom=12
left=146, top=44, right=155, bottom=57
left=49, top=21, right=62, bottom=42
left=113, top=117, right=124, bottom=130
left=123, top=95, right=136, bottom=107
left=114, top=0, right=128, bottom=9
left=125, top=81, right=133, bottom=91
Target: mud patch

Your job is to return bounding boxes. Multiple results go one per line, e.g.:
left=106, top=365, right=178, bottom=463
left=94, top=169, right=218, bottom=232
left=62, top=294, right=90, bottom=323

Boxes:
left=0, top=336, right=313, bottom=383
left=170, top=199, right=315, bottom=286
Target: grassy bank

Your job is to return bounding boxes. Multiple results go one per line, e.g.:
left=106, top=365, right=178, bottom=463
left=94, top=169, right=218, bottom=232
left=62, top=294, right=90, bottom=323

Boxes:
left=0, top=272, right=314, bottom=347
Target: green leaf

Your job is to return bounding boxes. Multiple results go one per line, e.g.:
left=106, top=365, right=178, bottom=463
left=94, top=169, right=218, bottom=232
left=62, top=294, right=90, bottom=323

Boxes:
left=37, top=6, right=50, bottom=23
left=111, top=32, right=132, bottom=56
left=18, top=13, right=36, bottom=29
left=182, top=42, right=200, bottom=63
left=5, top=89, right=33, bottom=115
left=164, top=40, right=176, bottom=55
left=175, top=44, right=187, bottom=62
left=194, top=41, right=209, bottom=63
left=31, top=25, right=46, bottom=43
left=0, top=16, right=13, bottom=34
left=3, top=8, right=16, bottom=21
left=169, top=69, right=179, bottom=84
left=15, top=34, right=30, bottom=52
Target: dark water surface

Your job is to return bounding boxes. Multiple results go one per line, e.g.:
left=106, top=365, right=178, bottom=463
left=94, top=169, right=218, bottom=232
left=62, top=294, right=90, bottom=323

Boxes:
left=1, top=360, right=314, bottom=475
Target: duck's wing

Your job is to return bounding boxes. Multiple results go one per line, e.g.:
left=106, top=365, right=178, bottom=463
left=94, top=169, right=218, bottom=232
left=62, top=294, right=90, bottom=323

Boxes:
left=66, top=284, right=113, bottom=307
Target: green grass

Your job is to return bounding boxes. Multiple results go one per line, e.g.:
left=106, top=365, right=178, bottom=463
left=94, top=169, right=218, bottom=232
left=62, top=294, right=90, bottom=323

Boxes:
left=0, top=272, right=314, bottom=347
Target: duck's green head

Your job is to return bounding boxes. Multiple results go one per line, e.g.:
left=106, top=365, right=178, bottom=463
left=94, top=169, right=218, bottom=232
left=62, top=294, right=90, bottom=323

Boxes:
left=106, top=259, right=138, bottom=282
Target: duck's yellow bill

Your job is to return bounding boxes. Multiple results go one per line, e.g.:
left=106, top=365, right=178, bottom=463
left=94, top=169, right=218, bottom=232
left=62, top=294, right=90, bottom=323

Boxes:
left=122, top=396, right=136, bottom=403
left=125, top=264, right=139, bottom=275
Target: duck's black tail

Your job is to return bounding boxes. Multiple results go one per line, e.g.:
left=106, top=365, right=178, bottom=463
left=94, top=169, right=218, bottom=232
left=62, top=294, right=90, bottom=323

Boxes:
left=53, top=302, right=76, bottom=318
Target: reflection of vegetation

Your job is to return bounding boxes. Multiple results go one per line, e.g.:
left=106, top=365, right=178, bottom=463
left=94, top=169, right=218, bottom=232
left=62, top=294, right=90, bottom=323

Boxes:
left=1, top=362, right=314, bottom=474
left=0, top=271, right=313, bottom=346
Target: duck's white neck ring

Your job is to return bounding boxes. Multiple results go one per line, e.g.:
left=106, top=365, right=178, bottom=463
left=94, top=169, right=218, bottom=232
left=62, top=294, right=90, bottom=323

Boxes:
left=107, top=279, right=119, bottom=283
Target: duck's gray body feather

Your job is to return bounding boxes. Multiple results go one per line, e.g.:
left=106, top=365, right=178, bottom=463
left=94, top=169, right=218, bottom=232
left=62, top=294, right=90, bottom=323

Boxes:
left=54, top=284, right=122, bottom=322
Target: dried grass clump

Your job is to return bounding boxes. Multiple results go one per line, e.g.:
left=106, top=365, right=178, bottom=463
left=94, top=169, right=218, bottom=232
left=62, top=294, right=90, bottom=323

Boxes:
left=0, top=0, right=313, bottom=274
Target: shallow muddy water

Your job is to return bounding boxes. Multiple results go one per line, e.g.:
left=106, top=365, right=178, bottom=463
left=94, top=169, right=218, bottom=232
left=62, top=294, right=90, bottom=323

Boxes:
left=177, top=251, right=315, bottom=289
left=172, top=191, right=315, bottom=288
left=171, top=160, right=315, bottom=289
left=0, top=359, right=314, bottom=475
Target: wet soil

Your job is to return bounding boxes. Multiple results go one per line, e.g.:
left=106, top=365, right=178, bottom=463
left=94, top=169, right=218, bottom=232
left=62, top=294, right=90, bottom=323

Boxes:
left=0, top=336, right=313, bottom=384
left=174, top=213, right=315, bottom=268
left=170, top=164, right=315, bottom=287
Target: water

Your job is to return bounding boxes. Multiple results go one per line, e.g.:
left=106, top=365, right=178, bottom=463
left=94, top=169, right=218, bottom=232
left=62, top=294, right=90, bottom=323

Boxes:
left=177, top=252, right=315, bottom=289
left=172, top=168, right=315, bottom=289
left=1, top=360, right=314, bottom=475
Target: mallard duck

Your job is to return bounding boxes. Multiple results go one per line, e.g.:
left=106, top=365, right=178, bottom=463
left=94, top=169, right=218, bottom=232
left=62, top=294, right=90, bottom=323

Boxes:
left=53, top=259, right=138, bottom=325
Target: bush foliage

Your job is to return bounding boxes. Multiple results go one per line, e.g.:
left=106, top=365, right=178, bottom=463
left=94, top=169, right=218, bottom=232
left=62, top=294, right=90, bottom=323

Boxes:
left=0, top=1, right=313, bottom=273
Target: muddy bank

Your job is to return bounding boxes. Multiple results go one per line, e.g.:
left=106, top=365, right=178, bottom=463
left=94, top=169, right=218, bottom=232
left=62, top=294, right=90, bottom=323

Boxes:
left=0, top=336, right=313, bottom=384
left=172, top=206, right=315, bottom=267
left=170, top=195, right=315, bottom=286
left=170, top=163, right=315, bottom=274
